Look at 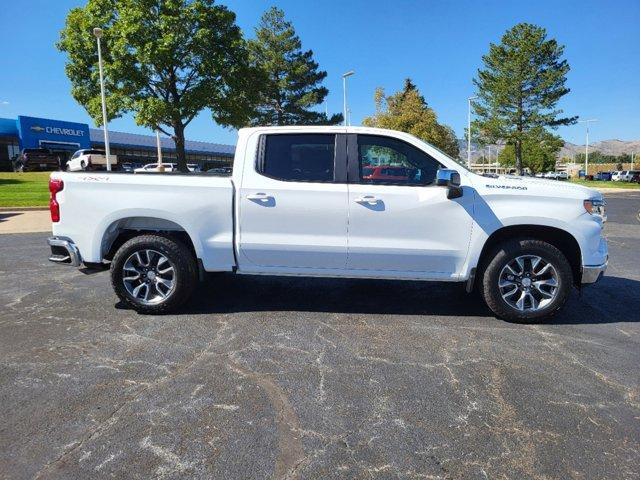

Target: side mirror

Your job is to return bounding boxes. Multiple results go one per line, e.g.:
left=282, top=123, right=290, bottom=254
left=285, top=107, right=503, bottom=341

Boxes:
left=436, top=169, right=463, bottom=199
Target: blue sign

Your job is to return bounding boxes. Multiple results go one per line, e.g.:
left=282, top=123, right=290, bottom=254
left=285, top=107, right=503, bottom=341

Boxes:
left=17, top=115, right=91, bottom=150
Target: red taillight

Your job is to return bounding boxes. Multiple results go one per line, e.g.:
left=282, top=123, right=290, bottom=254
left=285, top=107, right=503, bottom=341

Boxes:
left=49, top=178, right=64, bottom=222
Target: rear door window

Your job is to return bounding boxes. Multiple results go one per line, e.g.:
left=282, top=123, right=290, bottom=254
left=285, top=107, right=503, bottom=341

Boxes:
left=259, top=134, right=336, bottom=182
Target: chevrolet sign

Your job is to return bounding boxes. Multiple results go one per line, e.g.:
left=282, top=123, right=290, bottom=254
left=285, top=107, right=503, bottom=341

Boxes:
left=34, top=125, right=85, bottom=137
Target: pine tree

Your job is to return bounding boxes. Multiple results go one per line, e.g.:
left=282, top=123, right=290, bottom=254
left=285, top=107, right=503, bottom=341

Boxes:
left=497, top=128, right=564, bottom=174
left=248, top=7, right=342, bottom=126
left=363, top=79, right=460, bottom=158
left=472, top=23, right=577, bottom=174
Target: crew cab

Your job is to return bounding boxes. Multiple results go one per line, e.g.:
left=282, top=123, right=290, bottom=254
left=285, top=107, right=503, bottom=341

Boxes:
left=13, top=148, right=60, bottom=172
left=46, top=126, right=608, bottom=322
left=66, top=149, right=118, bottom=171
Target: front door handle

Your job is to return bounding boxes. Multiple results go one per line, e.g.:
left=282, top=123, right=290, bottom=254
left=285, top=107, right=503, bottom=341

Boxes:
left=247, top=193, right=272, bottom=202
left=355, top=195, right=380, bottom=205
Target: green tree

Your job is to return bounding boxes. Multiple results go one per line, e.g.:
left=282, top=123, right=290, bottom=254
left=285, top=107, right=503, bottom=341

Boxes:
left=472, top=23, right=577, bottom=174
left=58, top=0, right=259, bottom=172
left=363, top=79, right=460, bottom=158
left=248, top=7, right=341, bottom=126
left=497, top=128, right=564, bottom=173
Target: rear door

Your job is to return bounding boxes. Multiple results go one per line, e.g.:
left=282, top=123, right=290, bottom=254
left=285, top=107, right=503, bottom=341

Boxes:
left=238, top=132, right=348, bottom=270
left=346, top=134, right=473, bottom=277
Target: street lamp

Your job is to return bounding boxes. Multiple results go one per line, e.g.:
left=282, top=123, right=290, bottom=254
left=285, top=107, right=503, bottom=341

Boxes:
left=342, top=71, right=355, bottom=126
left=156, top=129, right=164, bottom=172
left=578, top=119, right=598, bottom=177
left=93, top=27, right=111, bottom=171
left=467, top=96, right=478, bottom=168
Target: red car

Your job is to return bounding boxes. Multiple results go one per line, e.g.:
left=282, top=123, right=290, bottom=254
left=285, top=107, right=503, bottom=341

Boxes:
left=362, top=165, right=411, bottom=182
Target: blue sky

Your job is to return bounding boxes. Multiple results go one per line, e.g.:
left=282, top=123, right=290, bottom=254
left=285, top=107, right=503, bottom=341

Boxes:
left=0, top=0, right=638, bottom=146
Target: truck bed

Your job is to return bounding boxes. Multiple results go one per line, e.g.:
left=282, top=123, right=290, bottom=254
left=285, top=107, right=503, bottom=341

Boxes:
left=50, top=171, right=235, bottom=271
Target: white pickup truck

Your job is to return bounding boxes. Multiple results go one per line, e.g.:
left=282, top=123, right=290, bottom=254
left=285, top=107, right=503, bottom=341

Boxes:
left=47, top=126, right=608, bottom=322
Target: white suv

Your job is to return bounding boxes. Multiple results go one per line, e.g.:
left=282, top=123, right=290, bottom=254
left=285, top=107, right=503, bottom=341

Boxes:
left=611, top=171, right=625, bottom=182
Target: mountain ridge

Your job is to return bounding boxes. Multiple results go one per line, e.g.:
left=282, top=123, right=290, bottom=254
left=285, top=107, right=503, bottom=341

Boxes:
left=456, top=138, right=639, bottom=162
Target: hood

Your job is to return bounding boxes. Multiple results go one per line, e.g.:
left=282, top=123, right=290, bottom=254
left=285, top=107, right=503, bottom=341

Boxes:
left=473, top=174, right=602, bottom=201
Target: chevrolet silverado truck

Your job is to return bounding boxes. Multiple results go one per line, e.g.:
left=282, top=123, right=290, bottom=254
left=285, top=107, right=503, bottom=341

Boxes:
left=46, top=126, right=608, bottom=322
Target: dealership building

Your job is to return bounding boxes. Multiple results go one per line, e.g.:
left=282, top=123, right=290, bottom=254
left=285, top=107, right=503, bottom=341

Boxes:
left=0, top=115, right=235, bottom=170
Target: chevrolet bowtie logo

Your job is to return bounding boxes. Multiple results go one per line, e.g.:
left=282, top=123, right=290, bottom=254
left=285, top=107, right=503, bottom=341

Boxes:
left=30, top=125, right=45, bottom=132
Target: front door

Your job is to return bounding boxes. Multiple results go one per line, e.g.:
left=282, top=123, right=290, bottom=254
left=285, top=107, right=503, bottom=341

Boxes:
left=346, top=134, right=473, bottom=277
left=239, top=132, right=348, bottom=270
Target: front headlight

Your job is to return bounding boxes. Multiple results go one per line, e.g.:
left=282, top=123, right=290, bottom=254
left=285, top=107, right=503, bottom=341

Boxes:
left=584, top=198, right=607, bottom=222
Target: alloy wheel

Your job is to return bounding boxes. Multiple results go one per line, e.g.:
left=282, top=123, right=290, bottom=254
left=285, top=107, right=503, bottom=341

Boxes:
left=498, top=255, right=559, bottom=312
left=122, top=249, right=176, bottom=305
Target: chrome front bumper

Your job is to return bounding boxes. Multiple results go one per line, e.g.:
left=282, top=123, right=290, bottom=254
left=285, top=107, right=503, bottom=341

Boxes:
left=581, top=261, right=607, bottom=284
left=47, top=237, right=82, bottom=267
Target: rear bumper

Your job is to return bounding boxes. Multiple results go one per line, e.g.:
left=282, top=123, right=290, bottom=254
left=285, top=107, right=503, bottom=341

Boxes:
left=581, top=260, right=607, bottom=284
left=47, top=237, right=81, bottom=267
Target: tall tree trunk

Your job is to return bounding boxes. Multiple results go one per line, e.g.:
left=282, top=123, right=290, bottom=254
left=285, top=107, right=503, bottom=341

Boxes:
left=173, top=122, right=188, bottom=173
left=515, top=140, right=523, bottom=175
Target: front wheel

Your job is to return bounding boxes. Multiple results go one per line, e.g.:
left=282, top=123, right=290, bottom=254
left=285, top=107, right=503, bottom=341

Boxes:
left=110, top=234, right=198, bottom=313
left=480, top=239, right=573, bottom=323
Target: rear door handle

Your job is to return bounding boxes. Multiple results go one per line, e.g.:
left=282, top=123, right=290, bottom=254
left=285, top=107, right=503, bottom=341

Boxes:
left=247, top=193, right=272, bottom=202
left=355, top=195, right=380, bottom=204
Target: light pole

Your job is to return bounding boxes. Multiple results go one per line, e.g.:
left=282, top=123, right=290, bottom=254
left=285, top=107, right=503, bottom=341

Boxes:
left=467, top=96, right=478, bottom=168
left=93, top=27, right=111, bottom=171
left=156, top=129, right=164, bottom=172
left=342, top=71, right=355, bottom=126
left=578, top=119, right=597, bottom=177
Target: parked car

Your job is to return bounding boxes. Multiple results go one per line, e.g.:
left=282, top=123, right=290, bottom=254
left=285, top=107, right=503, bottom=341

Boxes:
left=630, top=173, right=640, bottom=183
left=121, top=162, right=144, bottom=173
left=361, top=165, right=414, bottom=182
left=134, top=163, right=200, bottom=173
left=543, top=171, right=567, bottom=180
left=620, top=170, right=640, bottom=182
left=611, top=171, right=625, bottom=182
left=46, top=126, right=608, bottom=323
left=207, top=167, right=233, bottom=175
left=12, top=148, right=60, bottom=172
left=66, top=149, right=118, bottom=171
left=594, top=171, right=612, bottom=181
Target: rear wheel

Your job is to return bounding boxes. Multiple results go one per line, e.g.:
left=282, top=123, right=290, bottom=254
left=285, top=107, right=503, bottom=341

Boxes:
left=480, top=239, right=573, bottom=323
left=110, top=234, right=198, bottom=313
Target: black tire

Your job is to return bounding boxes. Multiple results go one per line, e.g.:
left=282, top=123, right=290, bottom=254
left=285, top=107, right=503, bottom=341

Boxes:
left=110, top=234, right=198, bottom=313
left=480, top=238, right=573, bottom=323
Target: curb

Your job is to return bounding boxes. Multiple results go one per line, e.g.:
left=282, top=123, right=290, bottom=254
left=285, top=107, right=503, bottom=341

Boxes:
left=0, top=206, right=49, bottom=212
left=597, top=189, right=640, bottom=194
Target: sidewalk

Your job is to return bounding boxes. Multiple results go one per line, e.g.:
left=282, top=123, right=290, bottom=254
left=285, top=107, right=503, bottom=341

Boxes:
left=0, top=210, right=51, bottom=234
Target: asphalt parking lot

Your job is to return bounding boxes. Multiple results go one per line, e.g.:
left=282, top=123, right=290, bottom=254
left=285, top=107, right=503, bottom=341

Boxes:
left=1, top=194, right=639, bottom=479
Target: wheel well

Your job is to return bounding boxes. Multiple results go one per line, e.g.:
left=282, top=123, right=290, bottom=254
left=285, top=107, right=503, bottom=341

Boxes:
left=478, top=225, right=582, bottom=284
left=102, top=217, right=197, bottom=261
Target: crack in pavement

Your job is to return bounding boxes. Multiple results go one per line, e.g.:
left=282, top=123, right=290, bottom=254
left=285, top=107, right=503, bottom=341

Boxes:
left=225, top=354, right=306, bottom=480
